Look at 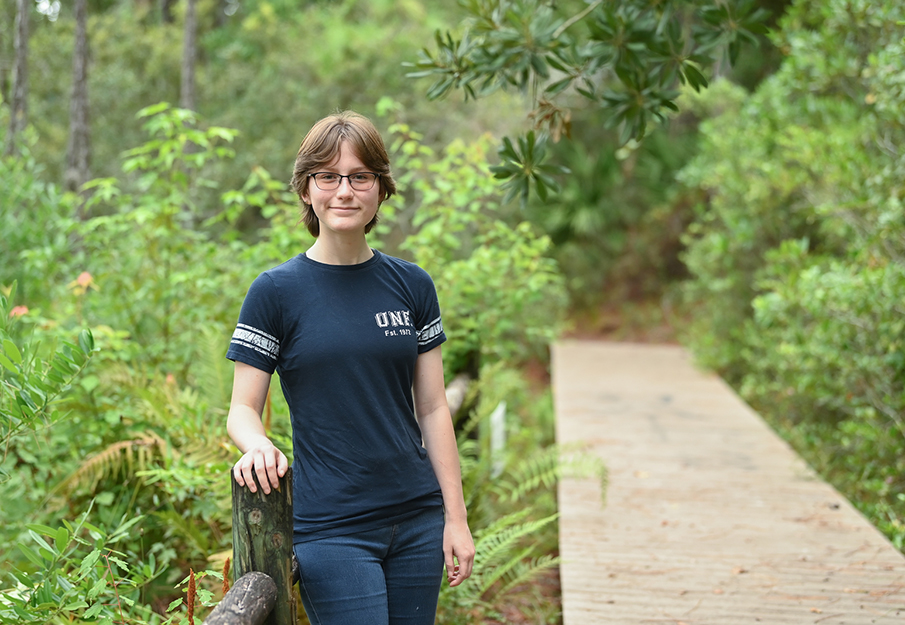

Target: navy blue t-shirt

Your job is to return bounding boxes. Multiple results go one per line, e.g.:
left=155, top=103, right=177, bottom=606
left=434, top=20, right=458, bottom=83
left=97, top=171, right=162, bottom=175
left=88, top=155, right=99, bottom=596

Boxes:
left=226, top=250, right=445, bottom=543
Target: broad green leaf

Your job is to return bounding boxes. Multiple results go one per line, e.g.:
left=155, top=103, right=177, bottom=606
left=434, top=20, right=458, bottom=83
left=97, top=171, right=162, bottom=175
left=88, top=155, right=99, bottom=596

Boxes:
left=78, top=329, right=95, bottom=354
left=2, top=339, right=22, bottom=364
left=17, top=543, right=45, bottom=566
left=0, top=351, right=17, bottom=373
left=26, top=523, right=59, bottom=536
left=55, top=527, right=71, bottom=551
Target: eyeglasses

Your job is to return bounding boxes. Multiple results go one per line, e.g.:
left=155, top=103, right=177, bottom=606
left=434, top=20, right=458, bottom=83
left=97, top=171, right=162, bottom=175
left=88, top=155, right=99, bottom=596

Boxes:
left=308, top=172, right=380, bottom=191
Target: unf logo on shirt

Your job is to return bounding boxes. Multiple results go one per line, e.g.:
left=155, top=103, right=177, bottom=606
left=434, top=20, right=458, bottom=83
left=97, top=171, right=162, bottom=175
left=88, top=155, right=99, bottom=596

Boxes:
left=375, top=310, right=413, bottom=337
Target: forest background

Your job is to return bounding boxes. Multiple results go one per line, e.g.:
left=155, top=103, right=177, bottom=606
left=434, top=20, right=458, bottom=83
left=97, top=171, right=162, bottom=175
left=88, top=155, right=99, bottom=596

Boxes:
left=0, top=0, right=903, bottom=623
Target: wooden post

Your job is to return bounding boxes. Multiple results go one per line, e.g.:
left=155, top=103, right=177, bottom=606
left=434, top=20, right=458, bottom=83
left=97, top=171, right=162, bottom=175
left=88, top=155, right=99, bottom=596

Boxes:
left=231, top=467, right=295, bottom=625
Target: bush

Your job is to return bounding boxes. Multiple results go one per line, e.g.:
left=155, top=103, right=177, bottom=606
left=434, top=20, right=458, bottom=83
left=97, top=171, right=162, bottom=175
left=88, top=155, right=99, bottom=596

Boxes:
left=679, top=0, right=905, bottom=548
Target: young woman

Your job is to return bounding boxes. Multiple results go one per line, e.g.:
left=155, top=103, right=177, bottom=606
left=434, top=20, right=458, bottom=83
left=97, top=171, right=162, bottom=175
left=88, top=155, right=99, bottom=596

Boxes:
left=225, top=110, right=474, bottom=625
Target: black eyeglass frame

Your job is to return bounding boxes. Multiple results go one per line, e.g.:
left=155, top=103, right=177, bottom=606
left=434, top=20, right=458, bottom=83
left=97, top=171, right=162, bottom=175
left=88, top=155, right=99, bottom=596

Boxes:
left=307, top=172, right=381, bottom=191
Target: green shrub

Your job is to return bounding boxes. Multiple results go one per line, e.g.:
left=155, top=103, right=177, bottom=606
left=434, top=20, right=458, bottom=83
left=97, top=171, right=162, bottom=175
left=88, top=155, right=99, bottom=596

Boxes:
left=679, top=0, right=905, bottom=548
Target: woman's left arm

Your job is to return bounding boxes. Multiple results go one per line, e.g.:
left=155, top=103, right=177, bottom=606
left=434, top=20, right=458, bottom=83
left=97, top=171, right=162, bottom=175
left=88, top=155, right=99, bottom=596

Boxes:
left=413, top=346, right=475, bottom=588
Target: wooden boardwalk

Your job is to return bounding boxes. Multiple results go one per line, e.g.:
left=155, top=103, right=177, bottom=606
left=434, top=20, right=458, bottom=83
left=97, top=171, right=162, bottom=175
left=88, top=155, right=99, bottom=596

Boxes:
left=552, top=341, right=905, bottom=624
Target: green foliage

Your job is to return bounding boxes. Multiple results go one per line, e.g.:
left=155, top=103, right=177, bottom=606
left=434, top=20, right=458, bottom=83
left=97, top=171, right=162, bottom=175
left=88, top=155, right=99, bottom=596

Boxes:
left=409, top=0, right=769, bottom=201
left=0, top=510, right=165, bottom=625
left=73, top=103, right=243, bottom=372
left=492, top=130, right=565, bottom=205
left=390, top=121, right=568, bottom=374
left=18, top=0, right=521, bottom=207
left=680, top=0, right=905, bottom=548
left=520, top=116, right=700, bottom=306
left=0, top=284, right=96, bottom=480
left=0, top=112, right=76, bottom=308
left=1, top=104, right=251, bottom=614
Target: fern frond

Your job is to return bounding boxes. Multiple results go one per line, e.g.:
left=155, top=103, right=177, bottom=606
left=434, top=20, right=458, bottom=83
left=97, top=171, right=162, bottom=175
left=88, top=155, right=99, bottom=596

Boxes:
left=476, top=544, right=536, bottom=595
left=494, top=443, right=609, bottom=505
left=191, top=325, right=234, bottom=412
left=559, top=444, right=610, bottom=505
left=492, top=554, right=560, bottom=599
left=56, top=431, right=168, bottom=494
left=455, top=401, right=485, bottom=444
left=494, top=445, right=561, bottom=503
left=474, top=511, right=558, bottom=570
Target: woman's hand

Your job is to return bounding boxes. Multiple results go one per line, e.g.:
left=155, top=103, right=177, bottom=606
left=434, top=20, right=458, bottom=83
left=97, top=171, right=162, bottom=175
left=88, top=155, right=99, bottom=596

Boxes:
left=232, top=439, right=288, bottom=495
left=443, top=518, right=475, bottom=587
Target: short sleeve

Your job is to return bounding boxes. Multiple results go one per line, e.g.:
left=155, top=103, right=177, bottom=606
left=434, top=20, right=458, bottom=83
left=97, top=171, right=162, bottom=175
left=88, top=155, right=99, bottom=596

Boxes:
left=226, top=273, right=282, bottom=374
left=414, top=270, right=446, bottom=354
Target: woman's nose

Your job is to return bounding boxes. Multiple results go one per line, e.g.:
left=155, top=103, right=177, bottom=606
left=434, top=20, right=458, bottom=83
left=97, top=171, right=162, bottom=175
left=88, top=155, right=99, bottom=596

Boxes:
left=335, top=177, right=353, bottom=195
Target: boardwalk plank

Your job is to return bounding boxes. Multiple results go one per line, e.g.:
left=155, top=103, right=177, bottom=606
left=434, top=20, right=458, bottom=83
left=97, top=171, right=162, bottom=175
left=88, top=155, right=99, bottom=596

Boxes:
left=553, top=341, right=905, bottom=624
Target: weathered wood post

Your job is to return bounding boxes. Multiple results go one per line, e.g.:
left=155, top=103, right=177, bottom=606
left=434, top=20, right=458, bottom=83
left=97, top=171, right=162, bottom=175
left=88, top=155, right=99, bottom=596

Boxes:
left=231, top=467, right=295, bottom=625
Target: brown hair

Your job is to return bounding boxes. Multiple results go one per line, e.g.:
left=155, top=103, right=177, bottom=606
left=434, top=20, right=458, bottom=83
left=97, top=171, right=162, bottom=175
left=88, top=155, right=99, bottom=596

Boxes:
left=289, top=111, right=397, bottom=237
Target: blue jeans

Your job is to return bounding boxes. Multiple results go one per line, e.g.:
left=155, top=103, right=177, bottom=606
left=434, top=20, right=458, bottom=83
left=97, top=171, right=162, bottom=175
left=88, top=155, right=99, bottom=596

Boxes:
left=294, top=506, right=445, bottom=625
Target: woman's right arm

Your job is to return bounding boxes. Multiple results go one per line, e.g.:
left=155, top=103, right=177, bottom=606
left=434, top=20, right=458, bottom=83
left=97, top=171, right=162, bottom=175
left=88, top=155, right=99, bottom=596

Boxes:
left=227, top=361, right=288, bottom=494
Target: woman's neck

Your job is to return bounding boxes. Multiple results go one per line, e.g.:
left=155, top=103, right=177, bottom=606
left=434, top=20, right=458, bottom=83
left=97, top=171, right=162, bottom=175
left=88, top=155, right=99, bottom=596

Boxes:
left=305, top=235, right=374, bottom=266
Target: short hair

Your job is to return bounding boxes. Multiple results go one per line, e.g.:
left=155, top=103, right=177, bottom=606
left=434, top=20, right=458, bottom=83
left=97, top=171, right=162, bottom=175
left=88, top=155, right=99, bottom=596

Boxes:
left=289, top=111, right=397, bottom=237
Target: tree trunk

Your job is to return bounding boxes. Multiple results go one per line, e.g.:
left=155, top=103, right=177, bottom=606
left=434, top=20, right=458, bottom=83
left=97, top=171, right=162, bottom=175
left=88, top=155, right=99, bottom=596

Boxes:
left=180, top=0, right=197, bottom=111
left=161, top=0, right=176, bottom=24
left=214, top=0, right=227, bottom=28
left=5, top=0, right=29, bottom=157
left=65, top=0, right=91, bottom=193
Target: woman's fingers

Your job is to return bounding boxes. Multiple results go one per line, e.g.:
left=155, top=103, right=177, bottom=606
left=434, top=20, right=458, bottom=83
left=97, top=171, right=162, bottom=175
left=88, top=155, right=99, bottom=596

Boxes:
left=444, top=521, right=475, bottom=587
left=233, top=445, right=287, bottom=494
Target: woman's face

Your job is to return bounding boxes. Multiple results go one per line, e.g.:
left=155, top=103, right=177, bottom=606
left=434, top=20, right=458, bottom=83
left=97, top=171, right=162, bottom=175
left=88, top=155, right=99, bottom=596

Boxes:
left=302, top=141, right=382, bottom=239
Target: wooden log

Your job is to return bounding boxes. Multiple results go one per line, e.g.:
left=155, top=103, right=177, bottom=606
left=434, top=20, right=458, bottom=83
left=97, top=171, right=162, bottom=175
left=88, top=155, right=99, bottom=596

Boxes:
left=230, top=467, right=295, bottom=625
left=203, top=572, right=276, bottom=625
